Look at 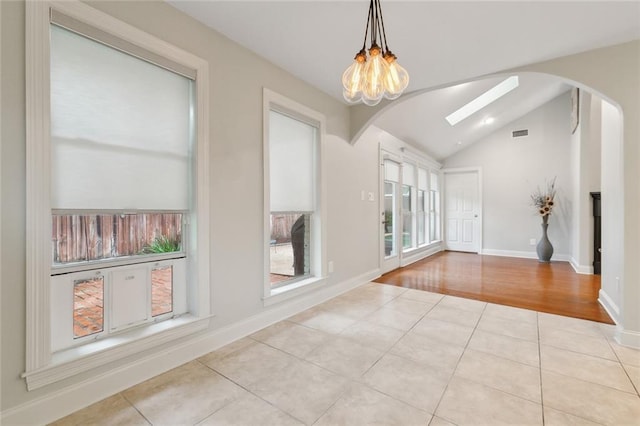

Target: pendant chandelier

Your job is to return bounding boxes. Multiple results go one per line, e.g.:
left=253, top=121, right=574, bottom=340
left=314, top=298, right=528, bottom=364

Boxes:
left=342, top=0, right=409, bottom=106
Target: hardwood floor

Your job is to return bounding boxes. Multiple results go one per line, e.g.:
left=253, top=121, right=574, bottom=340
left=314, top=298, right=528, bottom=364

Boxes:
left=375, top=251, right=613, bottom=324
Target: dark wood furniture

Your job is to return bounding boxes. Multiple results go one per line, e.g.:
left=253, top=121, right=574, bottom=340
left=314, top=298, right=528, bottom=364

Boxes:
left=591, top=192, right=601, bottom=275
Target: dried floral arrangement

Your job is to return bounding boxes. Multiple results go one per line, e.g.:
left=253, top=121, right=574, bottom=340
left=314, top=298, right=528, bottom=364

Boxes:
left=531, top=178, right=557, bottom=224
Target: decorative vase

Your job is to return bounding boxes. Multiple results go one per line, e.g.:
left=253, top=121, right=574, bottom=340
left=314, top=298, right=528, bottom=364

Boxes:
left=536, top=222, right=554, bottom=262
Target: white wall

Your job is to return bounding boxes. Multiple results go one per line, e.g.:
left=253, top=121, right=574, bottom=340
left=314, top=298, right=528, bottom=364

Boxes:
left=570, top=91, right=603, bottom=273
left=1, top=0, right=380, bottom=418
left=516, top=41, right=640, bottom=347
left=599, top=100, right=624, bottom=322
left=444, top=93, right=573, bottom=258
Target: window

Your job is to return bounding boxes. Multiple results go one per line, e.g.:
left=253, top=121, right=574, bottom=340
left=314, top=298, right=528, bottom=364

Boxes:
left=430, top=171, right=441, bottom=242
left=47, top=22, right=192, bottom=351
left=402, top=163, right=416, bottom=251
left=263, top=90, right=325, bottom=300
left=417, top=168, right=428, bottom=246
left=26, top=1, right=210, bottom=389
left=383, top=160, right=400, bottom=258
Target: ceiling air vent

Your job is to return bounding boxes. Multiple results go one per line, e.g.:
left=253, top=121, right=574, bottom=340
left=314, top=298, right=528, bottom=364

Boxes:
left=512, top=129, right=529, bottom=138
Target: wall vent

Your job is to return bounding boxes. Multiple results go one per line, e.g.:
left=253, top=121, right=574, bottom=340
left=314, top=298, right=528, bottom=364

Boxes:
left=512, top=129, right=529, bottom=138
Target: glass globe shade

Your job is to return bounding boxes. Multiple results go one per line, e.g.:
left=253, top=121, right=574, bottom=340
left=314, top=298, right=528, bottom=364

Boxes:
left=342, top=52, right=366, bottom=93
left=361, top=46, right=387, bottom=103
left=343, top=88, right=362, bottom=104
left=383, top=53, right=409, bottom=96
left=362, top=95, right=383, bottom=106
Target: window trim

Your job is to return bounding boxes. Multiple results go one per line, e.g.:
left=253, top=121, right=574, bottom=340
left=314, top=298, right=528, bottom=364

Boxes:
left=262, top=89, right=327, bottom=304
left=429, top=170, right=443, bottom=243
left=25, top=0, right=210, bottom=390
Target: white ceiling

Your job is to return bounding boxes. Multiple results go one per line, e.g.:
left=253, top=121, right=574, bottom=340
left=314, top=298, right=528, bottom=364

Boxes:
left=167, top=1, right=640, bottom=159
left=374, top=73, right=570, bottom=160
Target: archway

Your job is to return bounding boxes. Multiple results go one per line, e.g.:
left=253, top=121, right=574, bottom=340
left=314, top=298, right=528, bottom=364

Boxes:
left=354, top=68, right=631, bottom=344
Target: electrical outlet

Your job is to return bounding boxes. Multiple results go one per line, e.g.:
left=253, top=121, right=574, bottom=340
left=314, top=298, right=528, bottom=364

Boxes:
left=368, top=192, right=375, bottom=202
left=529, top=238, right=536, bottom=246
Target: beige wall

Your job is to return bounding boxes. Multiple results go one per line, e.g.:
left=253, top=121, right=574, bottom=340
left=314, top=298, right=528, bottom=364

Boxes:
left=2, top=0, right=639, bottom=418
left=1, top=0, right=380, bottom=413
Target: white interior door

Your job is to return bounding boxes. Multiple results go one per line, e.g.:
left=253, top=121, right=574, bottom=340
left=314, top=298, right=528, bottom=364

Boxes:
left=444, top=171, right=480, bottom=253
left=381, top=158, right=401, bottom=273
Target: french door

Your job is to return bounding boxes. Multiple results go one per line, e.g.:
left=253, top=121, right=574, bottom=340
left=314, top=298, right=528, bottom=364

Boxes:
left=381, top=156, right=402, bottom=273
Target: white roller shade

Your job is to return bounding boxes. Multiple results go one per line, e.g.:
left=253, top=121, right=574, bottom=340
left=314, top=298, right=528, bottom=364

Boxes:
left=384, top=160, right=400, bottom=182
left=269, top=110, right=317, bottom=212
left=50, top=25, right=192, bottom=210
left=418, top=168, right=428, bottom=190
left=403, top=163, right=415, bottom=187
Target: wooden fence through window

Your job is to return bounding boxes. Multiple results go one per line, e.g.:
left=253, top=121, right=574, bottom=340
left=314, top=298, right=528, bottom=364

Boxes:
left=52, top=213, right=182, bottom=264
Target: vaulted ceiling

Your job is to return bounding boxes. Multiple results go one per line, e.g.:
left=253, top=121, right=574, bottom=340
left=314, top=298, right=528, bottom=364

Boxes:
left=168, top=1, right=640, bottom=158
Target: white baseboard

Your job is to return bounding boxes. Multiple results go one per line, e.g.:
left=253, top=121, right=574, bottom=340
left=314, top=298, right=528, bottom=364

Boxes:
left=615, top=328, right=640, bottom=349
left=598, top=288, right=620, bottom=324
left=597, top=293, right=640, bottom=349
left=482, top=249, right=571, bottom=262
left=400, top=244, right=443, bottom=267
left=1, top=269, right=380, bottom=426
left=569, top=257, right=594, bottom=274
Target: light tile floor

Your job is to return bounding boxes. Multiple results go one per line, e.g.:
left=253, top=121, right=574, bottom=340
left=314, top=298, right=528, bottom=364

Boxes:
left=52, top=283, right=640, bottom=426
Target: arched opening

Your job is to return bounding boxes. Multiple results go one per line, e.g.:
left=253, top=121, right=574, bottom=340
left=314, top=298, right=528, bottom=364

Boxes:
left=356, top=72, right=625, bottom=327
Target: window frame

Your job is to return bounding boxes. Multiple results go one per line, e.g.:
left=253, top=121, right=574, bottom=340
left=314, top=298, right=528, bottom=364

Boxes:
left=429, top=171, right=442, bottom=243
left=25, top=0, right=211, bottom=390
left=262, top=89, right=327, bottom=305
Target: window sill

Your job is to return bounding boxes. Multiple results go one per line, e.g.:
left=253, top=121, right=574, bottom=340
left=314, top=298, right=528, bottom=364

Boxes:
left=23, top=314, right=211, bottom=391
left=263, top=276, right=326, bottom=307
left=404, top=241, right=441, bottom=254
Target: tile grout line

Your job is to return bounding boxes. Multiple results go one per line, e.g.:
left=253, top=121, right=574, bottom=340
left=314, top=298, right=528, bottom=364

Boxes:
left=297, top=285, right=420, bottom=425
left=195, top=356, right=308, bottom=425
left=327, top=288, right=447, bottom=422
left=537, top=317, right=630, bottom=426
left=427, top=298, right=488, bottom=425
left=537, top=312, right=546, bottom=426
left=602, top=333, right=640, bottom=398
left=118, top=391, right=153, bottom=426
left=196, top=287, right=412, bottom=425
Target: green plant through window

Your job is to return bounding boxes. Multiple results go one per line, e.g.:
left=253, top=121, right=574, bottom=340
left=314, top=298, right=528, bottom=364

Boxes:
left=140, top=235, right=181, bottom=254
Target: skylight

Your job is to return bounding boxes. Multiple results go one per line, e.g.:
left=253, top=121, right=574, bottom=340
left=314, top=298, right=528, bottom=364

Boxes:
left=446, top=76, right=519, bottom=126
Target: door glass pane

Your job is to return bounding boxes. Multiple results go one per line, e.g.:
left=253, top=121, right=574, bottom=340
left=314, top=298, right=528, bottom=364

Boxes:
left=402, top=185, right=413, bottom=249
left=384, top=181, right=396, bottom=257
left=418, top=190, right=425, bottom=245
left=73, top=276, right=104, bottom=338
left=152, top=266, right=173, bottom=317
left=430, top=190, right=440, bottom=241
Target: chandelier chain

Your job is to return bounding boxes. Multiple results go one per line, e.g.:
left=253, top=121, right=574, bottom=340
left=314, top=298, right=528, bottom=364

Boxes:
left=376, top=0, right=390, bottom=53
left=361, top=0, right=373, bottom=51
left=342, top=0, right=409, bottom=105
